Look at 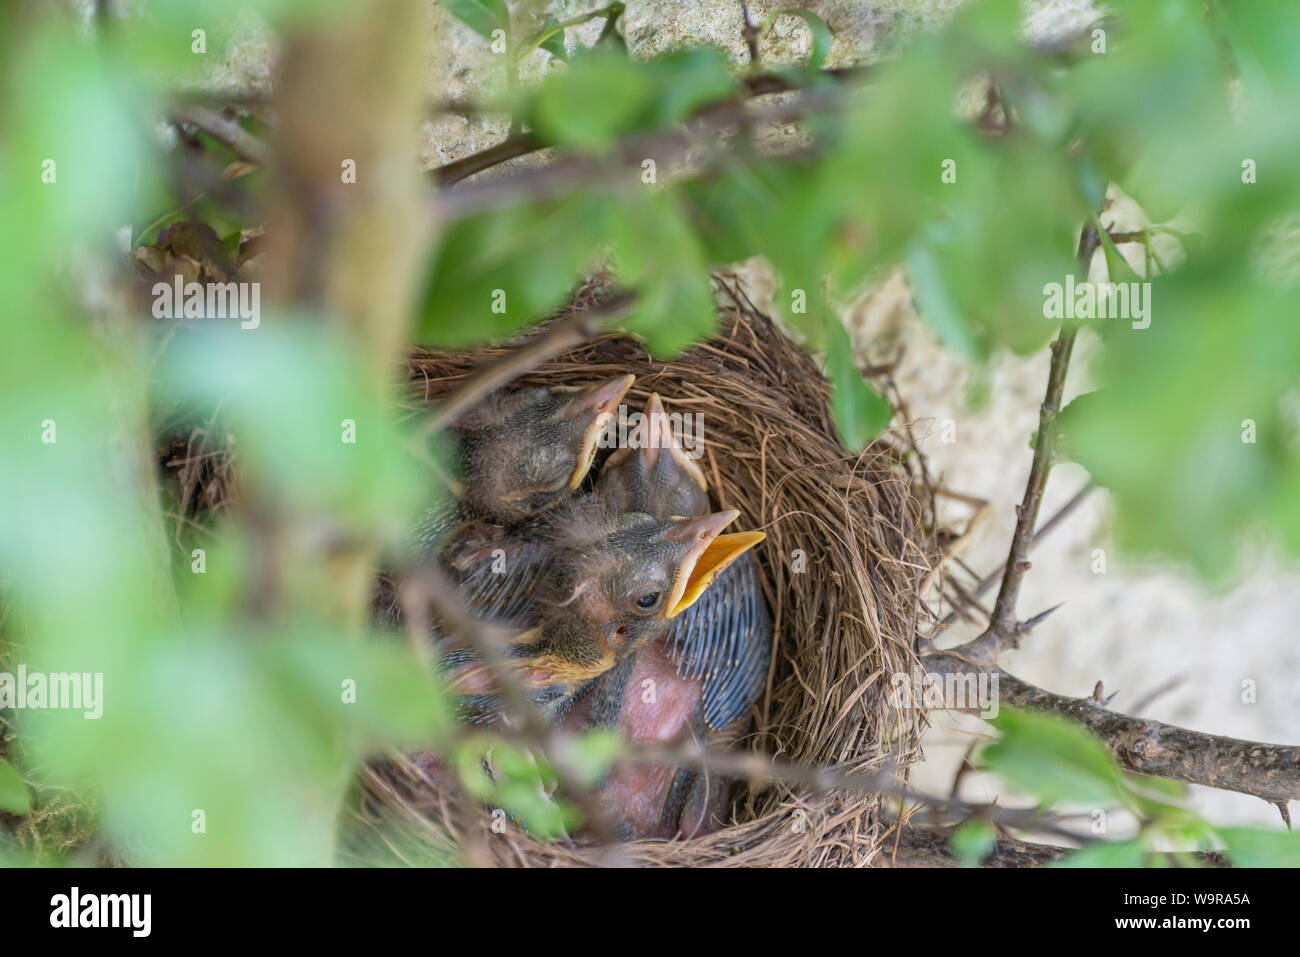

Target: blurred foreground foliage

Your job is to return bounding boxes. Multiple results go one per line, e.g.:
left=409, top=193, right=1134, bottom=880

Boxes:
left=0, top=0, right=1296, bottom=864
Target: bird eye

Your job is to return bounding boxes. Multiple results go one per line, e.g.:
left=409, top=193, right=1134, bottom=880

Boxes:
left=636, top=591, right=661, bottom=610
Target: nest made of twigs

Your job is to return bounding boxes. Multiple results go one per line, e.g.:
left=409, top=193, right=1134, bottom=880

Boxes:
left=346, top=277, right=935, bottom=867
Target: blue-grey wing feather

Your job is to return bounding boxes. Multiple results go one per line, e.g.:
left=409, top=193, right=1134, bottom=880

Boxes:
left=665, top=551, right=770, bottom=731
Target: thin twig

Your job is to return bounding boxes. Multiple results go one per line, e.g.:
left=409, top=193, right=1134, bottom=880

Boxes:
left=434, top=132, right=545, bottom=186
left=740, top=2, right=760, bottom=65
left=954, top=222, right=1099, bottom=662
left=933, top=481, right=1094, bottom=633
left=170, top=105, right=272, bottom=166
left=435, top=82, right=848, bottom=220
left=424, top=289, right=635, bottom=433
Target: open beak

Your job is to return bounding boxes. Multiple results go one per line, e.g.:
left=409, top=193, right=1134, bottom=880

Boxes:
left=663, top=510, right=765, bottom=618
left=565, top=374, right=635, bottom=489
left=644, top=392, right=707, bottom=491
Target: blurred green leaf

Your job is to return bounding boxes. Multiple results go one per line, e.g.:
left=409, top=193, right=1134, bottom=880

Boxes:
left=0, top=761, right=32, bottom=816
left=443, top=0, right=509, bottom=41
left=769, top=9, right=834, bottom=70
left=529, top=47, right=736, bottom=149
left=1216, top=825, right=1300, bottom=867
left=826, top=320, right=891, bottom=449
left=610, top=193, right=716, bottom=354
left=420, top=195, right=608, bottom=346
left=982, top=707, right=1127, bottom=806
left=1053, top=838, right=1149, bottom=868
left=559, top=729, right=624, bottom=788
left=1059, top=266, right=1300, bottom=579
left=949, top=818, right=996, bottom=866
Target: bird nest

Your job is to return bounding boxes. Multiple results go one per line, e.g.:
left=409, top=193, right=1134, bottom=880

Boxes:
left=346, top=277, right=936, bottom=867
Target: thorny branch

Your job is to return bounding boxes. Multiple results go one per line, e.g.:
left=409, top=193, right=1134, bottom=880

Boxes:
left=919, top=655, right=1300, bottom=813
left=961, top=325, right=1079, bottom=662
left=926, top=219, right=1300, bottom=824
left=170, top=105, right=272, bottom=166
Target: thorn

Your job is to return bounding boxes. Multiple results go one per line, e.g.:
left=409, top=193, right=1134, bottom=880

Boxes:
left=739, top=1, right=760, bottom=65
left=1102, top=690, right=1120, bottom=707
left=1277, top=802, right=1292, bottom=830
left=1016, top=602, right=1064, bottom=635
left=1091, top=680, right=1105, bottom=703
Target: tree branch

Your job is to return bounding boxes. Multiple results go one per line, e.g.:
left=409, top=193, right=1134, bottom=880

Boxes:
left=952, top=222, right=1099, bottom=662
left=433, top=131, right=546, bottom=186
left=170, top=105, right=272, bottom=166
left=428, top=66, right=869, bottom=189
left=920, top=653, right=1300, bottom=809
left=434, top=82, right=847, bottom=220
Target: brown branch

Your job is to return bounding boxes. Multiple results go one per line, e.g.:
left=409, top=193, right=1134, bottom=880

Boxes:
left=967, top=328, right=1076, bottom=658
left=434, top=131, right=546, bottom=186
left=740, top=2, right=760, bottom=65
left=952, top=223, right=1099, bottom=662
left=434, top=82, right=848, bottom=220
left=428, top=66, right=869, bottom=191
left=919, top=654, right=1300, bottom=808
left=170, top=105, right=272, bottom=166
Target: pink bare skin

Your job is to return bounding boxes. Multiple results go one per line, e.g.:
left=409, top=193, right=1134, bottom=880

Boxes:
left=568, top=638, right=738, bottom=840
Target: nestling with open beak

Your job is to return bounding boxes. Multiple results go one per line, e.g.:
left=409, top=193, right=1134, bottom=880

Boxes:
left=452, top=374, right=636, bottom=524
left=578, top=393, right=772, bottom=838
left=445, top=501, right=763, bottom=724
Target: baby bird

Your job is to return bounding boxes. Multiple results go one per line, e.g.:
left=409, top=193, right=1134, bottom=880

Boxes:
left=581, top=393, right=772, bottom=838
left=380, top=375, right=636, bottom=629
left=452, top=374, right=636, bottom=525
left=445, top=502, right=762, bottom=724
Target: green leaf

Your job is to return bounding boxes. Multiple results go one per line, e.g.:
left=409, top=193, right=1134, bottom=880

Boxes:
left=1060, top=265, right=1300, bottom=579
left=443, top=0, right=508, bottom=41
left=0, top=761, right=32, bottom=816
left=557, top=729, right=624, bottom=788
left=528, top=46, right=736, bottom=149
left=610, top=193, right=716, bottom=355
left=1216, top=826, right=1300, bottom=867
left=949, top=818, right=996, bottom=867
left=535, top=17, right=568, bottom=62
left=982, top=707, right=1127, bottom=806
left=1052, top=839, right=1149, bottom=868
left=419, top=195, right=609, bottom=346
left=530, top=50, right=658, bottom=149
left=826, top=320, right=891, bottom=449
left=769, top=9, right=834, bottom=70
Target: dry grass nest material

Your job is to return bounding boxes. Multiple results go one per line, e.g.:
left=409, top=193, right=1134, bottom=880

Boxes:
left=350, top=278, right=937, bottom=867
